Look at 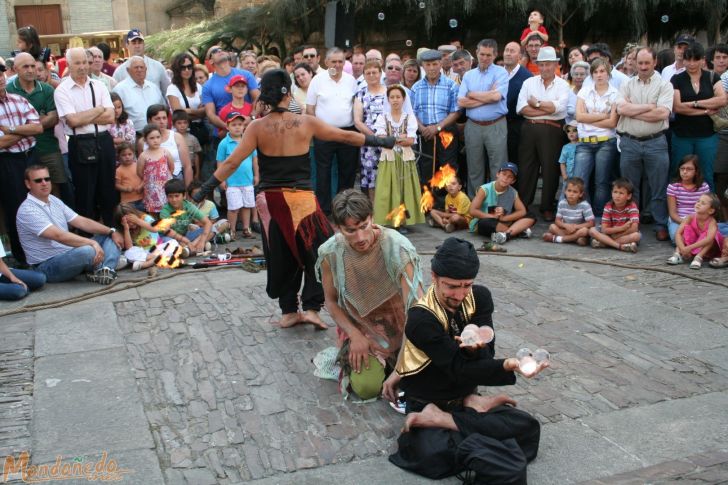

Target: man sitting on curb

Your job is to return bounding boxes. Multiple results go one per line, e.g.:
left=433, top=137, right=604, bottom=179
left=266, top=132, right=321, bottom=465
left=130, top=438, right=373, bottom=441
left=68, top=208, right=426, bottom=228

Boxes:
left=16, top=164, right=123, bottom=284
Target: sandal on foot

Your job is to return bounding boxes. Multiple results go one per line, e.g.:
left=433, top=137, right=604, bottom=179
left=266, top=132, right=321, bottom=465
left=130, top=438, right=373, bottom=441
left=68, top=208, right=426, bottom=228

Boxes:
left=576, top=237, right=588, bottom=246
left=242, top=228, right=254, bottom=239
left=620, top=242, right=638, bottom=253
left=666, top=253, right=683, bottom=265
left=689, top=256, right=703, bottom=269
left=542, top=233, right=555, bottom=243
left=590, top=238, right=604, bottom=248
left=708, top=257, right=728, bottom=268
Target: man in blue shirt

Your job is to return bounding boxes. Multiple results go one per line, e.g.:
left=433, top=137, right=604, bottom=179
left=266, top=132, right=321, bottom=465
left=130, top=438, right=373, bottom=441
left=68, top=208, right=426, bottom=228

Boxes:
left=411, top=50, right=461, bottom=186
left=458, top=39, right=509, bottom=197
left=201, top=46, right=260, bottom=137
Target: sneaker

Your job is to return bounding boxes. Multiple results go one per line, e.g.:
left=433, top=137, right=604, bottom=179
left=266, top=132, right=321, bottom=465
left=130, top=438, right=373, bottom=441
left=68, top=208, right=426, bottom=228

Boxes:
left=444, top=223, right=455, bottom=233
left=426, top=215, right=435, bottom=228
left=591, top=238, right=604, bottom=248
left=115, top=255, right=128, bottom=270
left=521, top=228, right=533, bottom=239
left=620, top=242, right=638, bottom=253
left=215, top=233, right=231, bottom=243
left=181, top=247, right=191, bottom=258
left=689, top=256, right=703, bottom=269
left=132, top=260, right=144, bottom=271
left=492, top=231, right=508, bottom=244
left=666, top=253, right=683, bottom=265
left=86, top=267, right=116, bottom=285
left=204, top=241, right=212, bottom=251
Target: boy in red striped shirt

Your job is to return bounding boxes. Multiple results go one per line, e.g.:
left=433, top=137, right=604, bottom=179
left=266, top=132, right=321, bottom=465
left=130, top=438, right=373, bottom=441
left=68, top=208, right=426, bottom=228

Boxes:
left=588, top=178, right=642, bottom=253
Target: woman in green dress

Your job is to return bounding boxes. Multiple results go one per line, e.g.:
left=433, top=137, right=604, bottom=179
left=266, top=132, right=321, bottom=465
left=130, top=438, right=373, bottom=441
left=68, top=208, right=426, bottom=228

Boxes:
left=373, top=85, right=424, bottom=232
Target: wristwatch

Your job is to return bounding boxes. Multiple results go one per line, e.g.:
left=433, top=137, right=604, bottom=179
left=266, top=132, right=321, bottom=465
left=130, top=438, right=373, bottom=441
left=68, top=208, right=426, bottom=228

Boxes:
left=536, top=101, right=541, bottom=109
left=108, top=227, right=117, bottom=236
left=693, top=101, right=698, bottom=108
left=436, top=125, right=442, bottom=132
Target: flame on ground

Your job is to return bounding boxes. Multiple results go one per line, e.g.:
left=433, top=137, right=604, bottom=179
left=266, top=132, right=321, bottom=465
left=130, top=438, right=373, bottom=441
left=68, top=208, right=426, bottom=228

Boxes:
left=429, top=164, right=457, bottom=190
left=386, top=203, right=407, bottom=228
left=156, top=241, right=184, bottom=269
left=420, top=185, right=434, bottom=214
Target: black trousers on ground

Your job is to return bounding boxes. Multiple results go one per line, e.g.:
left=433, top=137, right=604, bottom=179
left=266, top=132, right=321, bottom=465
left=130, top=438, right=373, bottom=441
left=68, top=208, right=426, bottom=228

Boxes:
left=0, top=149, right=38, bottom=264
left=390, top=404, right=540, bottom=483
left=314, top=126, right=359, bottom=214
left=68, top=131, right=118, bottom=226
left=517, top=120, right=563, bottom=213
left=418, top=124, right=460, bottom=187
left=507, top=118, right=524, bottom=164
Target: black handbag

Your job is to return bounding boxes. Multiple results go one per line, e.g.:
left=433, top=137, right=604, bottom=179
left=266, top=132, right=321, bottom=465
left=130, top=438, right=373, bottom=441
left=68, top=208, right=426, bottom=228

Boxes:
left=72, top=82, right=99, bottom=164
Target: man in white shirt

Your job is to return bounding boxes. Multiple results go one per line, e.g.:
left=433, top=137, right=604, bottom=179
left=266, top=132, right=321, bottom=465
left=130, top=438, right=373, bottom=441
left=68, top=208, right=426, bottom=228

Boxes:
left=112, top=56, right=166, bottom=132
left=112, top=29, right=170, bottom=95
left=306, top=47, right=359, bottom=214
left=661, top=34, right=694, bottom=82
left=16, top=164, right=123, bottom=284
left=516, top=46, right=570, bottom=221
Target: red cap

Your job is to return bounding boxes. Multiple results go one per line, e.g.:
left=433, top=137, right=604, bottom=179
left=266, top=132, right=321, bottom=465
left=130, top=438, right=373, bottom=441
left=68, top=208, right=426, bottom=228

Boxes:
left=227, top=75, right=248, bottom=88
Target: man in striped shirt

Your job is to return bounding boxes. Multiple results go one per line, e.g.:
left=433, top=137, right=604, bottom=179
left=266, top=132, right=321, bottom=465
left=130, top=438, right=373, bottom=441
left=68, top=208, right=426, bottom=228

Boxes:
left=16, top=164, right=123, bottom=285
left=0, top=59, right=43, bottom=265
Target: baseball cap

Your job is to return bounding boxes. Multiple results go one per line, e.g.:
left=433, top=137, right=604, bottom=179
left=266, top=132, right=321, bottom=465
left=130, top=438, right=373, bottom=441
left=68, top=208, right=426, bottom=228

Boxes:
left=127, top=29, right=144, bottom=42
left=499, top=162, right=518, bottom=176
left=227, top=75, right=248, bottom=88
left=675, top=34, right=695, bottom=45
left=225, top=111, right=246, bottom=123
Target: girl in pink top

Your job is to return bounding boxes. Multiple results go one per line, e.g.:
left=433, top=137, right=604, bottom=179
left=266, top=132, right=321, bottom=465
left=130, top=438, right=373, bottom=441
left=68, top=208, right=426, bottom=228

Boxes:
left=666, top=155, right=710, bottom=242
left=667, top=193, right=724, bottom=269
left=137, top=124, right=174, bottom=215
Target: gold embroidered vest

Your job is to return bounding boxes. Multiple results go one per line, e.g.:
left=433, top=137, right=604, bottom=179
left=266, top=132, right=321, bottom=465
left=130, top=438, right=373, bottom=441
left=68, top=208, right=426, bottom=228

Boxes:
left=395, top=285, right=476, bottom=376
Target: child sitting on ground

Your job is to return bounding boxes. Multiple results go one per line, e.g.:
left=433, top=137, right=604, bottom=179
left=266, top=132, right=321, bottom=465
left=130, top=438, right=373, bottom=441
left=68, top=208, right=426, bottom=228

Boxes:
left=429, top=175, right=471, bottom=233
left=117, top=203, right=165, bottom=272
left=588, top=178, right=641, bottom=253
left=187, top=181, right=231, bottom=243
left=217, top=111, right=258, bottom=239
left=520, top=10, right=549, bottom=45
left=159, top=179, right=213, bottom=255
left=559, top=121, right=578, bottom=199
left=469, top=162, right=536, bottom=245
left=667, top=193, right=724, bottom=269
left=543, top=177, right=595, bottom=245
left=115, top=142, right=145, bottom=212
left=172, top=110, right=203, bottom=180
left=666, top=154, right=710, bottom=243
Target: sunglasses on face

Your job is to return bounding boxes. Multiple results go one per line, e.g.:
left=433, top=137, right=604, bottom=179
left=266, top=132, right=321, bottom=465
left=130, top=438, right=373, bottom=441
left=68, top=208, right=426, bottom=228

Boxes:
left=180, top=64, right=193, bottom=70
left=387, top=66, right=402, bottom=71
left=209, top=47, right=222, bottom=57
left=32, top=177, right=51, bottom=183
left=303, top=54, right=317, bottom=59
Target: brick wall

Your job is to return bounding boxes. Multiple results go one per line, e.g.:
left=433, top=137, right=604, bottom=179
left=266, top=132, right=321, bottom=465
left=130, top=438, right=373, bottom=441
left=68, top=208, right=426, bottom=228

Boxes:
left=0, top=0, right=11, bottom=57
left=69, top=0, right=115, bottom=33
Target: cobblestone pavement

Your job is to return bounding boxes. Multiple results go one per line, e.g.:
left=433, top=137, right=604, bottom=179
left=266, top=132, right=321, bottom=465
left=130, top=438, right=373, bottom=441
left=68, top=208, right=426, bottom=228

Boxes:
left=2, top=220, right=728, bottom=484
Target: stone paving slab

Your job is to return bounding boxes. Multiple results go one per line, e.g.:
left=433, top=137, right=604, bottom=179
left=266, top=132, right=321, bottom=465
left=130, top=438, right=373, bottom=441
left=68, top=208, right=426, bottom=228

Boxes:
left=34, top=302, right=125, bottom=357
left=32, top=348, right=155, bottom=464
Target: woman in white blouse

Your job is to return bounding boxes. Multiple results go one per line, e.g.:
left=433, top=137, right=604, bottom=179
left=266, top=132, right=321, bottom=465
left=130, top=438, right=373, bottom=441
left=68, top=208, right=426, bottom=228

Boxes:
left=574, top=58, right=619, bottom=216
left=167, top=53, right=206, bottom=122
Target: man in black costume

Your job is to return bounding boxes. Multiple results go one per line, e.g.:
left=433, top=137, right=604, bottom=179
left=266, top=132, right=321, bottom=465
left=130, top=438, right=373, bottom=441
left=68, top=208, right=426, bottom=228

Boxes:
left=386, top=237, right=547, bottom=484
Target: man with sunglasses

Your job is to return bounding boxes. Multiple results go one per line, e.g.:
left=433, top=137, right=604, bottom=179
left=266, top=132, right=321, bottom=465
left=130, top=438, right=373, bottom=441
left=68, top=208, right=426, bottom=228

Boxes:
left=16, top=165, right=123, bottom=284
left=113, top=29, right=170, bottom=95
left=0, top=57, right=43, bottom=265
left=301, top=46, right=325, bottom=75
left=200, top=46, right=259, bottom=142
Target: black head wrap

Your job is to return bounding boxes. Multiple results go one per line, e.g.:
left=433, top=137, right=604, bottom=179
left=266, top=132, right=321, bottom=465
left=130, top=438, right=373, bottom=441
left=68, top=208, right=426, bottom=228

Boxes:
left=431, top=237, right=479, bottom=280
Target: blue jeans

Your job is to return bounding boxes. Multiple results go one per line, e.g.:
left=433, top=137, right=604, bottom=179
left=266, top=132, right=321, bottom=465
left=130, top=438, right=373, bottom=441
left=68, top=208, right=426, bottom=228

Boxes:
left=0, top=268, right=46, bottom=300
left=34, top=235, right=121, bottom=283
left=667, top=218, right=680, bottom=243
left=619, top=135, right=670, bottom=230
left=671, top=134, right=718, bottom=191
left=573, top=139, right=618, bottom=216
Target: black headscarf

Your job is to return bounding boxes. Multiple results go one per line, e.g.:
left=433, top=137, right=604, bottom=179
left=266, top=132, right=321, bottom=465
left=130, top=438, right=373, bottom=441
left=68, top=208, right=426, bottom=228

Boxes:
left=431, top=237, right=479, bottom=280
